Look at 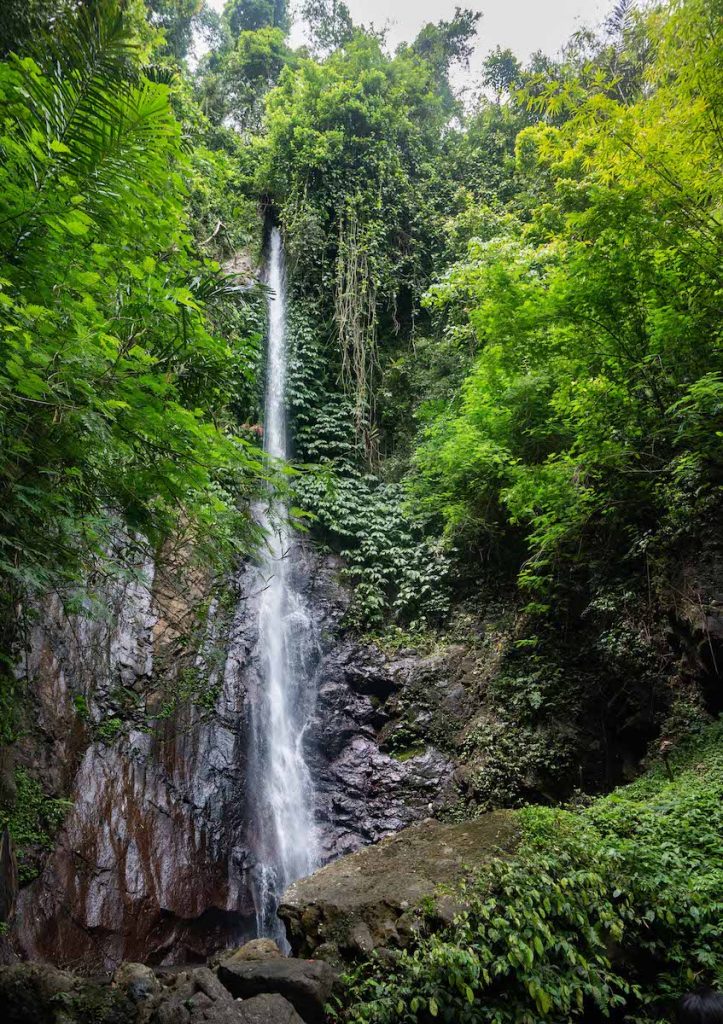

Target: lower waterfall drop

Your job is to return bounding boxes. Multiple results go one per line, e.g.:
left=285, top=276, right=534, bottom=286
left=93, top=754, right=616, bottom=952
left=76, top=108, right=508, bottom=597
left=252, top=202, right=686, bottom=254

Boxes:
left=248, top=225, right=319, bottom=942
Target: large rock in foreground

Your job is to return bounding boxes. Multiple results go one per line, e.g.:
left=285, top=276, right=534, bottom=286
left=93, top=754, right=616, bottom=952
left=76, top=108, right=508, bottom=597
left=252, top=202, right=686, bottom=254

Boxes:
left=279, top=812, right=518, bottom=961
left=218, top=957, right=336, bottom=1024
left=0, top=962, right=308, bottom=1024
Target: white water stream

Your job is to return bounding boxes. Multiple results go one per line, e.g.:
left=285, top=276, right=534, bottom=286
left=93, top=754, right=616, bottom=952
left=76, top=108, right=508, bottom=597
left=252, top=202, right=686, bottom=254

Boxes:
left=248, top=226, right=319, bottom=940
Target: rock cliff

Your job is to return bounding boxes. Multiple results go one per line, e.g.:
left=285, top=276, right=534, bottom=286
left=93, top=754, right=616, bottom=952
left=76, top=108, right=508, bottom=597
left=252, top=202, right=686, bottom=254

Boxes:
left=5, top=540, right=463, bottom=969
left=7, top=528, right=717, bottom=971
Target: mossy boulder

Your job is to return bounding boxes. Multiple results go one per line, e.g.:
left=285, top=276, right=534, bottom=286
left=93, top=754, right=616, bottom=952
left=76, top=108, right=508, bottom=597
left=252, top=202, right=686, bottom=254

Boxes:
left=279, top=812, right=518, bottom=962
left=0, top=962, right=136, bottom=1024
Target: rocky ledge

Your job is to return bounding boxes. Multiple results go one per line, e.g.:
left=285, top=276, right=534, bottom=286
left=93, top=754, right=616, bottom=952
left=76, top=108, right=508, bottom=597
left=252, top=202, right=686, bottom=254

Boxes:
left=0, top=941, right=335, bottom=1024
left=279, top=812, right=519, bottom=962
left=1, top=814, right=518, bottom=1023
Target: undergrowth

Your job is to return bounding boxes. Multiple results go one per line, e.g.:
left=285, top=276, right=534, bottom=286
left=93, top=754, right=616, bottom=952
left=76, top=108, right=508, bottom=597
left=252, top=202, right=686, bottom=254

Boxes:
left=332, top=720, right=723, bottom=1024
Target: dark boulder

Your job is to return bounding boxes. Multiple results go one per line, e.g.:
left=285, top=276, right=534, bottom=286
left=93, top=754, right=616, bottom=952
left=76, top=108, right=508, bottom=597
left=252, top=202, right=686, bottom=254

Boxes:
left=238, top=993, right=306, bottom=1024
left=0, top=962, right=75, bottom=1024
left=113, top=962, right=160, bottom=1007
left=0, top=962, right=136, bottom=1024
left=151, top=967, right=245, bottom=1024
left=222, top=938, right=284, bottom=962
left=218, top=957, right=336, bottom=1024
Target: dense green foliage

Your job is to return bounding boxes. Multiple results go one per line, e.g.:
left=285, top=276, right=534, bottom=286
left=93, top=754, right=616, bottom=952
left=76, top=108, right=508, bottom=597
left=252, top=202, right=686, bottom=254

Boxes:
left=335, top=721, right=723, bottom=1023
left=0, top=12, right=264, bottom=584
left=0, top=1, right=269, bottom=738
left=1, top=0, right=717, bottom=664
left=285, top=303, right=450, bottom=624
left=259, top=10, right=478, bottom=444
left=0, top=769, right=72, bottom=883
left=196, top=0, right=294, bottom=131
left=410, top=0, right=722, bottom=608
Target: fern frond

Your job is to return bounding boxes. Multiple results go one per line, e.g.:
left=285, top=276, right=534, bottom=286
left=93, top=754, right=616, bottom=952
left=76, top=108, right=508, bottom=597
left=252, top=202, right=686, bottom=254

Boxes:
left=605, top=0, right=635, bottom=38
left=7, top=0, right=175, bottom=236
left=18, top=0, right=137, bottom=157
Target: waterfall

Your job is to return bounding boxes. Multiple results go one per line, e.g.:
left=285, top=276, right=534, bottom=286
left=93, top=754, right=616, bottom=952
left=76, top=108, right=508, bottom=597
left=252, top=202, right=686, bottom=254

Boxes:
left=248, top=226, right=319, bottom=942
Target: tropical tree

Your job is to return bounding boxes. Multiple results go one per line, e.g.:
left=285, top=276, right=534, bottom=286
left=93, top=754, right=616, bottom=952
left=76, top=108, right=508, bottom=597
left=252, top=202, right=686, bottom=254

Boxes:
left=300, top=0, right=354, bottom=57
left=0, top=0, right=264, bottom=714
left=223, top=0, right=288, bottom=37
left=409, top=0, right=722, bottom=602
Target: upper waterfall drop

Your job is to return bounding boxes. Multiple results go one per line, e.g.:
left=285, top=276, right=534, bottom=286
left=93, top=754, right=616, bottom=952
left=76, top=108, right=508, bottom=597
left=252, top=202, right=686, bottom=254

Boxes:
left=263, top=226, right=288, bottom=464
left=247, top=226, right=320, bottom=942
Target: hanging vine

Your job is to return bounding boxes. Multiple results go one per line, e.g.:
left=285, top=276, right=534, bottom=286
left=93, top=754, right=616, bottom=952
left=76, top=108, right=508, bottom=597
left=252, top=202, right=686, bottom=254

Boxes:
left=334, top=207, right=379, bottom=459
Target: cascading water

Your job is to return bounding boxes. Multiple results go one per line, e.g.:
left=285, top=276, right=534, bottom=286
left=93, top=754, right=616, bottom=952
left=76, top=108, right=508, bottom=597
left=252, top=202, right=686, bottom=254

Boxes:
left=247, top=226, right=319, bottom=942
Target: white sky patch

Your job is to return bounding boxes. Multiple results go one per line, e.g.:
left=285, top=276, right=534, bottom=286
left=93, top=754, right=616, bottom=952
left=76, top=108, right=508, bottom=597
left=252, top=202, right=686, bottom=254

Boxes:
left=205, top=0, right=608, bottom=64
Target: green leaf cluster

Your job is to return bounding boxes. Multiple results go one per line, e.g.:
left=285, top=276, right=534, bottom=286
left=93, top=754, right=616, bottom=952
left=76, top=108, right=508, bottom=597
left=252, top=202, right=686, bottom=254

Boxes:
left=409, top=0, right=722, bottom=603
left=335, top=720, right=723, bottom=1023
left=0, top=768, right=72, bottom=886
left=0, top=1, right=266, bottom=645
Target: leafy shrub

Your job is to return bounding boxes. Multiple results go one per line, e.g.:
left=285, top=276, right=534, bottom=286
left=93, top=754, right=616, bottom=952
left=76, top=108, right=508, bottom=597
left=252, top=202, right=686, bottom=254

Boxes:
left=72, top=694, right=90, bottom=721
left=0, top=769, right=72, bottom=885
left=95, top=717, right=123, bottom=743
left=334, top=721, right=723, bottom=1023
left=460, top=716, right=576, bottom=810
left=300, top=471, right=451, bottom=628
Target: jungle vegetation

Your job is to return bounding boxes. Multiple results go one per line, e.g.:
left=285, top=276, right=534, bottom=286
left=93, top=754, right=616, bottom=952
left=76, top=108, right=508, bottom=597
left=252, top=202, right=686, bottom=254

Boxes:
left=335, top=720, right=723, bottom=1024
left=0, top=0, right=721, bottom=1018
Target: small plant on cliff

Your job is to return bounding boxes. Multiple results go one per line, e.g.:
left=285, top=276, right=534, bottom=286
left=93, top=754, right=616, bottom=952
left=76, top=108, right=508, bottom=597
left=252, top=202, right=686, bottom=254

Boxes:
left=95, top=717, right=123, bottom=743
left=0, top=769, right=72, bottom=884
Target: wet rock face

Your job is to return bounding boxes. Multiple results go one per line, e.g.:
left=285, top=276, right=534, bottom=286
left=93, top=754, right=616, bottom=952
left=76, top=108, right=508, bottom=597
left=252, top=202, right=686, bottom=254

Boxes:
left=13, top=559, right=155, bottom=799
left=14, top=727, right=252, bottom=968
left=8, top=541, right=464, bottom=969
left=307, top=638, right=461, bottom=863
left=279, top=813, right=519, bottom=962
left=12, top=547, right=256, bottom=969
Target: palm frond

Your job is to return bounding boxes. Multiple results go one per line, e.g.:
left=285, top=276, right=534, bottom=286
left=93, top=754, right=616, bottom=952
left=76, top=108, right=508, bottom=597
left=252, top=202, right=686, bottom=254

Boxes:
left=605, top=0, right=635, bottom=38
left=8, top=0, right=176, bottom=234
left=189, top=272, right=250, bottom=303
left=18, top=0, right=137, bottom=158
left=143, top=63, right=178, bottom=86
